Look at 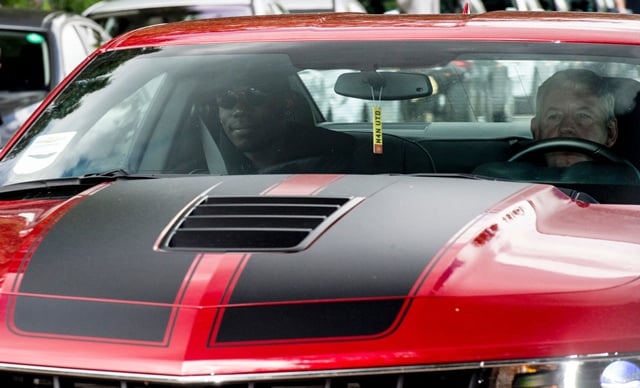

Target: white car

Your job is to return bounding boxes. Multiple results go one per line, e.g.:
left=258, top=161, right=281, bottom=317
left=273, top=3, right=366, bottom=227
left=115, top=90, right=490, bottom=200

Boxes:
left=83, top=0, right=288, bottom=37
left=276, top=0, right=367, bottom=13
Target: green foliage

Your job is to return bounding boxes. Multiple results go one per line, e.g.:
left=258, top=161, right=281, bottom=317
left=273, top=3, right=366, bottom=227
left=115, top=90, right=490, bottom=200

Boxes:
left=1, top=0, right=394, bottom=14
left=0, top=0, right=100, bottom=13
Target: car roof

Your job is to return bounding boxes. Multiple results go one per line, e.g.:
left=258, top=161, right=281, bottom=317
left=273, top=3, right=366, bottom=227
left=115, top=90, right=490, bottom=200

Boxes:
left=83, top=0, right=255, bottom=15
left=0, top=8, right=67, bottom=30
left=105, top=11, right=640, bottom=49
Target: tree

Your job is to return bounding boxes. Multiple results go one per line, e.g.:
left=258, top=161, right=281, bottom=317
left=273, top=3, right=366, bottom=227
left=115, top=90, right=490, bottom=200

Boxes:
left=1, top=0, right=100, bottom=13
left=2, top=0, right=395, bottom=15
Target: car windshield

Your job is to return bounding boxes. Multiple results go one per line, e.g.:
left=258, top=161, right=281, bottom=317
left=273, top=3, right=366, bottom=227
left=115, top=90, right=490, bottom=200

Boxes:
left=1, top=40, right=639, bottom=203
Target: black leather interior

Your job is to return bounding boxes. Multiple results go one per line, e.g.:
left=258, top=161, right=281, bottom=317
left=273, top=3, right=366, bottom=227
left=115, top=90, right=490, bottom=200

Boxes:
left=610, top=77, right=640, bottom=170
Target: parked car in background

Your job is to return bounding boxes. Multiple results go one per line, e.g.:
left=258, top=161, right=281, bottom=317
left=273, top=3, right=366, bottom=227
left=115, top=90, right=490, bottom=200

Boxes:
left=82, top=0, right=288, bottom=37
left=2, top=10, right=640, bottom=388
left=0, top=8, right=110, bottom=147
left=464, top=0, right=625, bottom=12
left=276, top=0, right=367, bottom=12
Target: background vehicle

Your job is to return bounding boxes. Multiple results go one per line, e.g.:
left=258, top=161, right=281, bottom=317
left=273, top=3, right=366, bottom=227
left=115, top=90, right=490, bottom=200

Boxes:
left=276, top=0, right=367, bottom=12
left=82, top=0, right=288, bottom=36
left=0, top=11, right=640, bottom=388
left=465, top=0, right=626, bottom=12
left=0, top=8, right=110, bottom=146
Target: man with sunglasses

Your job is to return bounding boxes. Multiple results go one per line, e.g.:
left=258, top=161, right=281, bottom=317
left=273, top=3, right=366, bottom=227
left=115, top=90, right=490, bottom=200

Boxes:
left=213, top=73, right=355, bottom=174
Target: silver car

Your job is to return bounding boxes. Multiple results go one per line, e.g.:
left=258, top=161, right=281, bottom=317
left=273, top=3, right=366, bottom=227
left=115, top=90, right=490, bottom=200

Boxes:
left=0, top=8, right=111, bottom=147
left=276, top=0, right=367, bottom=13
left=83, top=0, right=288, bottom=37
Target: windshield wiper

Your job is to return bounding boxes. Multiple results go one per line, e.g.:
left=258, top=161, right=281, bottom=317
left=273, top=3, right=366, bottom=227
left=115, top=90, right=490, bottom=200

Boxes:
left=78, top=168, right=134, bottom=183
left=0, top=170, right=157, bottom=199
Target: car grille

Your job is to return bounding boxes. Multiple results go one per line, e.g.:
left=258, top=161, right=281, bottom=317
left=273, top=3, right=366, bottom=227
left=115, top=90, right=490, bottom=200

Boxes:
left=164, top=196, right=355, bottom=251
left=0, top=368, right=487, bottom=387
left=0, top=356, right=626, bottom=387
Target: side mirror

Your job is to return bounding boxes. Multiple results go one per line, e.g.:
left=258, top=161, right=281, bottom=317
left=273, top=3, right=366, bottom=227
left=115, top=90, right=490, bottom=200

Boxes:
left=334, top=71, right=433, bottom=100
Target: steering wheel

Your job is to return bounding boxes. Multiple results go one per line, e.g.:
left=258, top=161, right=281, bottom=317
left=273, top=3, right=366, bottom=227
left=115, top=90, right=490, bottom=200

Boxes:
left=509, top=138, right=625, bottom=163
left=508, top=138, right=640, bottom=181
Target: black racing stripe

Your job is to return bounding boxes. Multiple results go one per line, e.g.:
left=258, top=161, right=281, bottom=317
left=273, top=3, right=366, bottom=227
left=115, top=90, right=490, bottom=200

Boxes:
left=216, top=300, right=404, bottom=343
left=213, top=177, right=530, bottom=344
left=11, top=177, right=223, bottom=342
left=12, top=297, right=171, bottom=341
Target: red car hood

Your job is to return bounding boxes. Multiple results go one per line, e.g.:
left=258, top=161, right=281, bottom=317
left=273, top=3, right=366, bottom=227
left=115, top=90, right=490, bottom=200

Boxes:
left=0, top=174, right=639, bottom=377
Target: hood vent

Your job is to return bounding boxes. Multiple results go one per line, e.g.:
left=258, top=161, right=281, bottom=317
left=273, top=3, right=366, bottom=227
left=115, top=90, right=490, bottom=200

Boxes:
left=165, top=196, right=354, bottom=251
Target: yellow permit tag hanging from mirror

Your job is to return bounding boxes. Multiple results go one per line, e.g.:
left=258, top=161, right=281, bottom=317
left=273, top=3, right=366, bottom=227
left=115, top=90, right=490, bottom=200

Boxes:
left=372, top=105, right=383, bottom=154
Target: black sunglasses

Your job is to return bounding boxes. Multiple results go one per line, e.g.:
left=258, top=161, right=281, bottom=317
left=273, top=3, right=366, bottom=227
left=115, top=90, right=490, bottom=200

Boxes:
left=217, top=88, right=270, bottom=109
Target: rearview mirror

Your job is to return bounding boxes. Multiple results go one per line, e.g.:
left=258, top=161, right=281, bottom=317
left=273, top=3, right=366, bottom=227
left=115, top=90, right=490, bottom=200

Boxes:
left=334, top=71, right=433, bottom=100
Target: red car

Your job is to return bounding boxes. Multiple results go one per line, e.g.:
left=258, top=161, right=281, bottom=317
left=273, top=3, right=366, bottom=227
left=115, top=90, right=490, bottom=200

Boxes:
left=0, top=11, right=639, bottom=387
